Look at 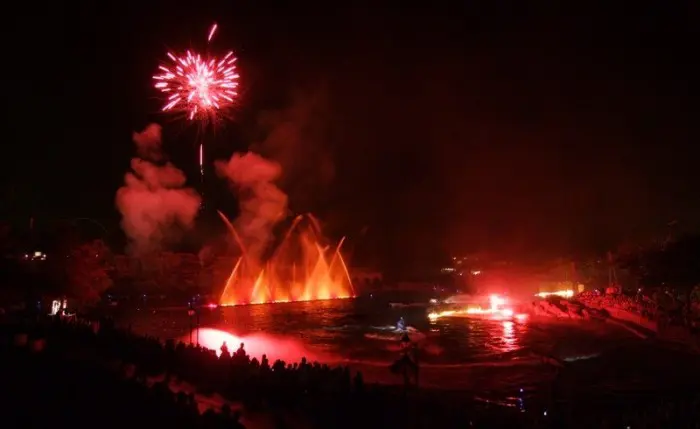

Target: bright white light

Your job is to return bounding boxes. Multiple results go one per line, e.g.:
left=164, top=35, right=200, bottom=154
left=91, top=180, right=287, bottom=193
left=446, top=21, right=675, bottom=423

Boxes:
left=534, top=290, right=574, bottom=299
left=50, top=300, right=60, bottom=316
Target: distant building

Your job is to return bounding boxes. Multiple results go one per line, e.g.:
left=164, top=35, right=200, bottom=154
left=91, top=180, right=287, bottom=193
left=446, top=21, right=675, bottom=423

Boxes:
left=350, top=267, right=383, bottom=293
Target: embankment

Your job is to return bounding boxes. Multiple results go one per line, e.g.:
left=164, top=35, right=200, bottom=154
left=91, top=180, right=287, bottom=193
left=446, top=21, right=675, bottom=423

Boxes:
left=531, top=297, right=700, bottom=351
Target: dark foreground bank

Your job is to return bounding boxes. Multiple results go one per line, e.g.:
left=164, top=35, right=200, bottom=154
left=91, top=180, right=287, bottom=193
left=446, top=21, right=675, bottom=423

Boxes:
left=1, top=314, right=698, bottom=428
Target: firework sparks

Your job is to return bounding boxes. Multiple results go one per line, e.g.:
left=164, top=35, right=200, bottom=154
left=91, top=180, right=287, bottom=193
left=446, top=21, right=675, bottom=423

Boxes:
left=153, top=24, right=238, bottom=121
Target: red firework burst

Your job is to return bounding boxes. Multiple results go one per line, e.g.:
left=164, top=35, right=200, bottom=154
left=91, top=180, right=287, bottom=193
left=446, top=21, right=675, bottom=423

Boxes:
left=153, top=24, right=239, bottom=121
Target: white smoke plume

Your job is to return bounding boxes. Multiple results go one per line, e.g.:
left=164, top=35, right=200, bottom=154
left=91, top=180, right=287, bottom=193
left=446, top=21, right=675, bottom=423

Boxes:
left=115, top=124, right=201, bottom=255
left=215, top=152, right=288, bottom=260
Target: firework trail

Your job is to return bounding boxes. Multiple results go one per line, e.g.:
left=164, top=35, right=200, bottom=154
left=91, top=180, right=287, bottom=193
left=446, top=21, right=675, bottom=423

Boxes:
left=207, top=23, right=218, bottom=42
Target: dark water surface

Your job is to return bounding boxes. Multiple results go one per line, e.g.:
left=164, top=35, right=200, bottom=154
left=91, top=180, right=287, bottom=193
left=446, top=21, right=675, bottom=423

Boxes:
left=114, top=298, right=700, bottom=396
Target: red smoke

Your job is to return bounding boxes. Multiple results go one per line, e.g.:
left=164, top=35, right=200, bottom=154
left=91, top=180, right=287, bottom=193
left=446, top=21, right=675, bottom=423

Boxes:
left=115, top=124, right=201, bottom=254
left=215, top=152, right=288, bottom=260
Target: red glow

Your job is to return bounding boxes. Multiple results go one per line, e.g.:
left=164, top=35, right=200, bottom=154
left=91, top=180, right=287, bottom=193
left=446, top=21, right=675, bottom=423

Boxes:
left=205, top=303, right=218, bottom=309
left=190, top=328, right=324, bottom=362
left=220, top=296, right=351, bottom=307
left=428, top=294, right=528, bottom=322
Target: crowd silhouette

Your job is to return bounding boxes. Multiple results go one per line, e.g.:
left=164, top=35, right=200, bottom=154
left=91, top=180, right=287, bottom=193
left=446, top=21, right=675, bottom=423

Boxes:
left=1, top=313, right=699, bottom=428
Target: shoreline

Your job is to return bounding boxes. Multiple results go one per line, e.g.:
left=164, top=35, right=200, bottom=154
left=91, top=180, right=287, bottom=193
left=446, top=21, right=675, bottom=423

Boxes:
left=531, top=297, right=700, bottom=352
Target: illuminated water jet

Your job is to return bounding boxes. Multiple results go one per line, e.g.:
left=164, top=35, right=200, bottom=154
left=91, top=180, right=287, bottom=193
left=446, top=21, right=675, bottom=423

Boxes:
left=218, top=211, right=355, bottom=306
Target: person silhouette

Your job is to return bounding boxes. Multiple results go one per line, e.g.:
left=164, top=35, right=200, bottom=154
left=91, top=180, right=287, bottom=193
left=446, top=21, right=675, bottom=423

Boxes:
left=237, top=342, right=245, bottom=355
left=396, top=317, right=406, bottom=331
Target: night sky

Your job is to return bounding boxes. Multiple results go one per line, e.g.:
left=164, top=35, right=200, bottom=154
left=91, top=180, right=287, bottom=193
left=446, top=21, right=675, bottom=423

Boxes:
left=4, top=2, right=697, bottom=272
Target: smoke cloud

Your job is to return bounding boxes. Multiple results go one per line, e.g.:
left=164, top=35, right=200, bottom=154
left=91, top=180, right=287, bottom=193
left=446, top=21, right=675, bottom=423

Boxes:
left=214, top=87, right=334, bottom=261
left=215, top=152, right=288, bottom=260
left=253, top=87, right=335, bottom=211
left=116, top=124, right=201, bottom=255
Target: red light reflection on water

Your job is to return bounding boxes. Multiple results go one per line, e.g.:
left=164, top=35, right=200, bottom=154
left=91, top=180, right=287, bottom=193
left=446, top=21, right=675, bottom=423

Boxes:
left=188, top=328, right=324, bottom=363
left=501, top=321, right=517, bottom=352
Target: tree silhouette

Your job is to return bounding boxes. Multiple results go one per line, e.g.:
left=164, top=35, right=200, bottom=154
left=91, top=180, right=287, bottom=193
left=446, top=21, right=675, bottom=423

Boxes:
left=617, top=234, right=700, bottom=292
left=63, top=240, right=113, bottom=305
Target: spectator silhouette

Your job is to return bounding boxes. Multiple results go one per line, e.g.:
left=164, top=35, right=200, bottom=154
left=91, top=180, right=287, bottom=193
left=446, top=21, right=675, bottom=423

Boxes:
left=220, top=341, right=230, bottom=359
left=4, top=311, right=699, bottom=429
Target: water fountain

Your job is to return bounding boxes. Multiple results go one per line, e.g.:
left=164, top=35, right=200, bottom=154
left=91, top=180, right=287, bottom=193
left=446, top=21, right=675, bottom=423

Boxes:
left=218, top=211, right=355, bottom=306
